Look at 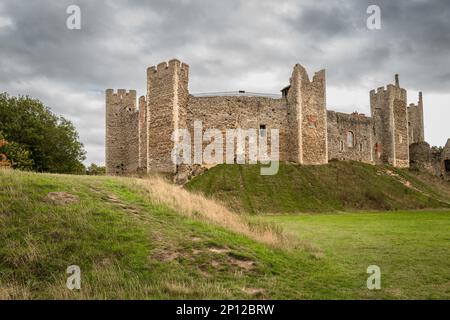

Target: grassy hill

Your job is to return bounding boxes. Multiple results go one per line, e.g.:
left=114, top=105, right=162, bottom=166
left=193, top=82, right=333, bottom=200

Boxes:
left=1, top=168, right=450, bottom=299
left=186, top=161, right=450, bottom=213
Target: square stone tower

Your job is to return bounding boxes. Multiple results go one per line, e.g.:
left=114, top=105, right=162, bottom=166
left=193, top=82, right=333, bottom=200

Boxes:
left=286, top=64, right=328, bottom=164
left=370, top=75, right=409, bottom=168
left=105, top=89, right=139, bottom=175
left=407, top=92, right=425, bottom=144
left=146, top=59, right=189, bottom=173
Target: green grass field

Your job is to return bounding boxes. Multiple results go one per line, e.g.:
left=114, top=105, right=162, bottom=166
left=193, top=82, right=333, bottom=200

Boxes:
left=259, top=211, right=450, bottom=299
left=186, top=162, right=450, bottom=213
left=1, top=168, right=450, bottom=299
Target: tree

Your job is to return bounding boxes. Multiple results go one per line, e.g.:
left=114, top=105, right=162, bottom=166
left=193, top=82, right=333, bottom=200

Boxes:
left=0, top=136, right=11, bottom=168
left=86, top=163, right=106, bottom=175
left=0, top=93, right=86, bottom=174
left=0, top=131, right=34, bottom=170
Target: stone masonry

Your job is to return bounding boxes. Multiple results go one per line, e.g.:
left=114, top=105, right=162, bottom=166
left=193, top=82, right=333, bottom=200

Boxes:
left=105, top=59, right=447, bottom=181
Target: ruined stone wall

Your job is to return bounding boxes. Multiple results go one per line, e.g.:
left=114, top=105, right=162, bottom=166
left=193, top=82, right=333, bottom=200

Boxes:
left=410, top=140, right=450, bottom=181
left=370, top=75, right=409, bottom=168
left=105, top=89, right=139, bottom=175
left=327, top=111, right=373, bottom=163
left=286, top=65, right=327, bottom=165
left=409, top=141, right=432, bottom=171
left=138, top=96, right=147, bottom=171
left=186, top=96, right=289, bottom=163
left=442, top=139, right=450, bottom=180
left=147, top=59, right=189, bottom=173
left=407, top=92, right=425, bottom=144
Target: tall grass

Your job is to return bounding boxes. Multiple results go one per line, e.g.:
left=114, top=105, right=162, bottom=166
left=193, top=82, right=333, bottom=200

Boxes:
left=130, top=176, right=290, bottom=247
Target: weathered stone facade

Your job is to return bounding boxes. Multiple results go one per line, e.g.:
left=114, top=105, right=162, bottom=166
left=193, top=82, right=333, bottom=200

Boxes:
left=408, top=92, right=425, bottom=144
left=409, top=139, right=450, bottom=181
left=370, top=75, right=409, bottom=168
left=442, top=139, right=450, bottom=181
left=105, top=59, right=447, bottom=180
left=327, top=111, right=373, bottom=163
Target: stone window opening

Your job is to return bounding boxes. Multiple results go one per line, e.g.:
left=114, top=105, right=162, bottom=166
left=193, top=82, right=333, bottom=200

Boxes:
left=399, top=134, right=403, bottom=144
left=445, top=160, right=450, bottom=172
left=339, top=141, right=344, bottom=152
left=259, top=124, right=266, bottom=137
left=346, top=131, right=354, bottom=148
left=359, top=143, right=363, bottom=152
left=374, top=143, right=382, bottom=159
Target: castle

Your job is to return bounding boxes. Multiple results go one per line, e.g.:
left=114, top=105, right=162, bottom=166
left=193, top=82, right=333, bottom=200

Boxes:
left=105, top=59, right=450, bottom=182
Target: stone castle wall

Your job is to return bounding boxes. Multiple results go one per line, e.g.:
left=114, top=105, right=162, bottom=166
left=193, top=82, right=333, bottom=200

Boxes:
left=187, top=96, right=289, bottom=163
left=327, top=111, right=373, bottom=163
left=105, top=59, right=448, bottom=181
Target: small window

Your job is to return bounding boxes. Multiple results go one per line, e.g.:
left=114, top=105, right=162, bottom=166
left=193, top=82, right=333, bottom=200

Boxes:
left=445, top=160, right=450, bottom=172
left=359, top=143, right=363, bottom=152
left=399, top=134, right=403, bottom=144
left=346, top=132, right=354, bottom=147
left=259, top=124, right=266, bottom=137
left=339, top=141, right=344, bottom=152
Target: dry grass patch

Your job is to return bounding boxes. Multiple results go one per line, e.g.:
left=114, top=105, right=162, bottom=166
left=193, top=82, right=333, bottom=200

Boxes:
left=130, top=176, right=291, bottom=247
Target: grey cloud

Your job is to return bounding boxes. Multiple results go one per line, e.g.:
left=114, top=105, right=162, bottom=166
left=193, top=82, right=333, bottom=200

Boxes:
left=0, top=0, right=449, bottom=164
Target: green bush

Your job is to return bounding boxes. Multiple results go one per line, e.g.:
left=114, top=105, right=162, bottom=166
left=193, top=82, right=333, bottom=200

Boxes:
left=0, top=93, right=86, bottom=173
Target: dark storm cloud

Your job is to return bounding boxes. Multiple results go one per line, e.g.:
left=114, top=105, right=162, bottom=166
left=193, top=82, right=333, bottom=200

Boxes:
left=0, top=0, right=449, bottom=164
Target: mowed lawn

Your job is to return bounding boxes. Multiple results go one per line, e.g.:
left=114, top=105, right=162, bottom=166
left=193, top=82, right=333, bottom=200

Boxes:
left=261, top=211, right=450, bottom=299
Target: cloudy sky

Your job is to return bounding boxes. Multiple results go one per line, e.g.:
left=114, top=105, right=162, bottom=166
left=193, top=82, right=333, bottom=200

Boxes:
left=0, top=0, right=449, bottom=165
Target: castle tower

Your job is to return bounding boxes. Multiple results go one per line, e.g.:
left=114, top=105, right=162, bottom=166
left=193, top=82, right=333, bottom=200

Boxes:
left=370, top=75, right=409, bottom=168
left=407, top=92, right=425, bottom=144
left=146, top=59, right=189, bottom=173
left=286, top=64, right=328, bottom=164
left=105, top=89, right=139, bottom=175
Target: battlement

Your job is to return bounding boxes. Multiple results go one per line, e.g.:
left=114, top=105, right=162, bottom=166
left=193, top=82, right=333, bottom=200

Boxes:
left=147, top=59, right=189, bottom=78
left=106, top=89, right=136, bottom=98
left=327, top=110, right=371, bottom=123
left=369, top=76, right=407, bottom=103
left=106, top=89, right=137, bottom=112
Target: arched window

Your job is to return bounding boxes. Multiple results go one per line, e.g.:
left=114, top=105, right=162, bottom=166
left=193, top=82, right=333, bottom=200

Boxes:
left=346, top=131, right=354, bottom=147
